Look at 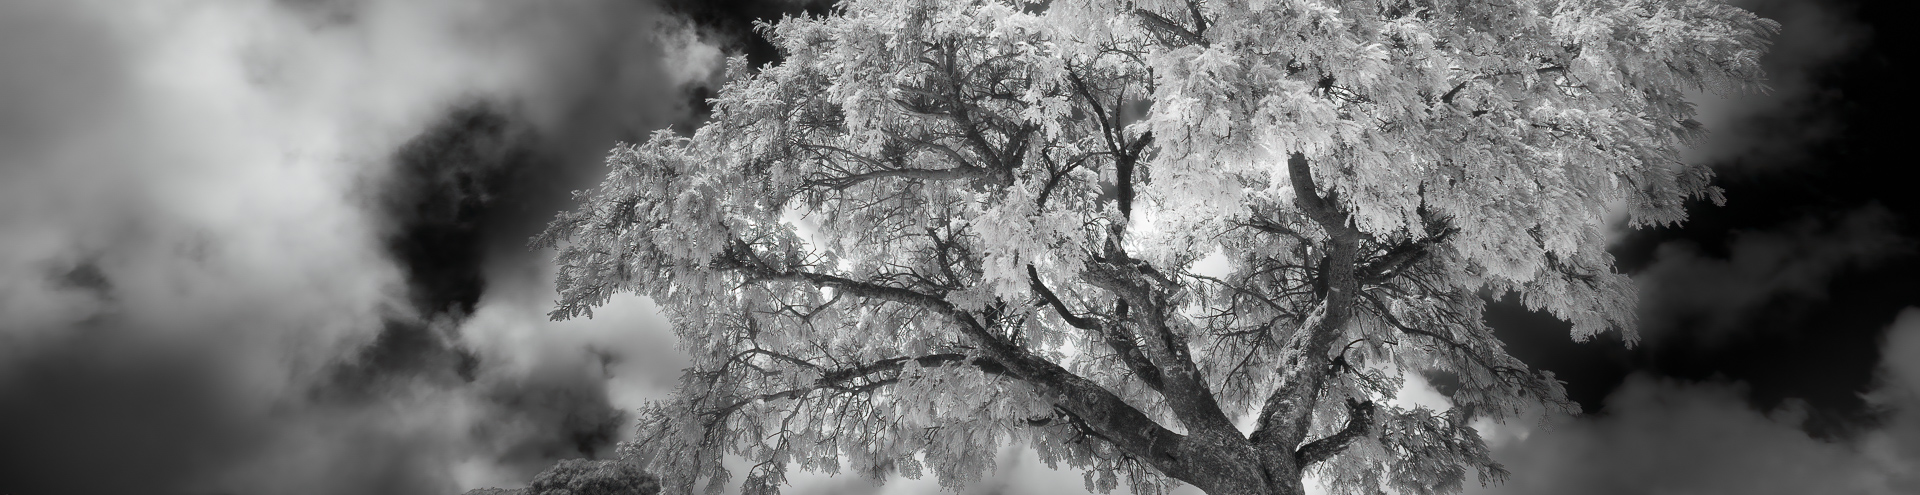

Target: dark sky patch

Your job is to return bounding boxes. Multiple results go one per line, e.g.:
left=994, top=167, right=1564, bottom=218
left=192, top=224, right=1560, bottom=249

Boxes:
left=1485, top=297, right=1634, bottom=413
left=319, top=103, right=522, bottom=404
left=1683, top=0, right=1868, bottom=170
left=328, top=80, right=664, bottom=488
left=0, top=329, right=265, bottom=495
left=477, top=370, right=630, bottom=469
left=318, top=318, right=482, bottom=401
left=322, top=102, right=533, bottom=404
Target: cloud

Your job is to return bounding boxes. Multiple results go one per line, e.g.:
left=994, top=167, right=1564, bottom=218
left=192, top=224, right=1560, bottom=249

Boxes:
left=0, top=0, right=718, bottom=494
left=1636, top=205, right=1907, bottom=343
left=1686, top=0, right=1868, bottom=168
left=1466, top=308, right=1920, bottom=495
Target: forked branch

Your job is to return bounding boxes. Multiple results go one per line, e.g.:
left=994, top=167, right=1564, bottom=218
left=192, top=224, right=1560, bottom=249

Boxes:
left=1028, top=265, right=1167, bottom=390
left=1295, top=398, right=1376, bottom=466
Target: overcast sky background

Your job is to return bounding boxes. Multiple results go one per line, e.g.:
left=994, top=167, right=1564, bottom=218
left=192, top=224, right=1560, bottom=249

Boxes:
left=0, top=1, right=1913, bottom=494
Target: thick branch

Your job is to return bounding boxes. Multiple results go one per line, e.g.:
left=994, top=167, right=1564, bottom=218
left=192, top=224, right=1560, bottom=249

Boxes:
left=817, top=353, right=1003, bottom=384
left=1294, top=398, right=1376, bottom=466
left=1027, top=265, right=1098, bottom=331
left=1242, top=216, right=1308, bottom=243
left=1184, top=0, right=1209, bottom=38
left=1116, top=132, right=1150, bottom=219
left=1285, top=153, right=1348, bottom=231
left=1250, top=153, right=1363, bottom=454
left=1439, top=66, right=1571, bottom=105
left=804, top=164, right=993, bottom=190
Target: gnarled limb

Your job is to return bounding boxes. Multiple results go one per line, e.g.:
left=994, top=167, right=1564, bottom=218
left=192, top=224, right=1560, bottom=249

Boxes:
left=805, top=166, right=995, bottom=189
left=1295, top=398, right=1376, bottom=467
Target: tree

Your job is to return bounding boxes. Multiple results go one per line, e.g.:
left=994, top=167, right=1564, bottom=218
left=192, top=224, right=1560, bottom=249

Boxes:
left=464, top=459, right=660, bottom=495
left=535, top=1, right=1774, bottom=494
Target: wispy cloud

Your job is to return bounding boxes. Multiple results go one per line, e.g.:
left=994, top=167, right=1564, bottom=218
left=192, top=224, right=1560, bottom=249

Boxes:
left=1469, top=308, right=1920, bottom=495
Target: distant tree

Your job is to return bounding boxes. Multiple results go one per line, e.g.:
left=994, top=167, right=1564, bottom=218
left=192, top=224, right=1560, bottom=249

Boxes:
left=464, top=459, right=658, bottom=495
left=536, top=0, right=1773, bottom=494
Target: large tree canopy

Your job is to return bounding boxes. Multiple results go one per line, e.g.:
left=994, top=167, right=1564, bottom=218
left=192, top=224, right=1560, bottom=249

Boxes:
left=536, top=0, right=1773, bottom=494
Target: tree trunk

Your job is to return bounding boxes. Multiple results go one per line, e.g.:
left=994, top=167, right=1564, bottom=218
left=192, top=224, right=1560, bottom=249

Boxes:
left=1156, top=430, right=1315, bottom=495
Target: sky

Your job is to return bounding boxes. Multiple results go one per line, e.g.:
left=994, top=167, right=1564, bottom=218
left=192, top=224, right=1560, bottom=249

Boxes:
left=0, top=1, right=1912, bottom=495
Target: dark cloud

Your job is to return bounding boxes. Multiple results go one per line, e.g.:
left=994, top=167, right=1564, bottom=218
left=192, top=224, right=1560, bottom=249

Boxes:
left=475, top=372, right=631, bottom=474
left=1637, top=205, right=1907, bottom=343
left=315, top=103, right=526, bottom=404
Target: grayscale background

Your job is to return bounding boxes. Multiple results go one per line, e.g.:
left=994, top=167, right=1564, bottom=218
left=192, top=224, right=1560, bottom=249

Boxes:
left=0, top=1, right=1912, bottom=494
